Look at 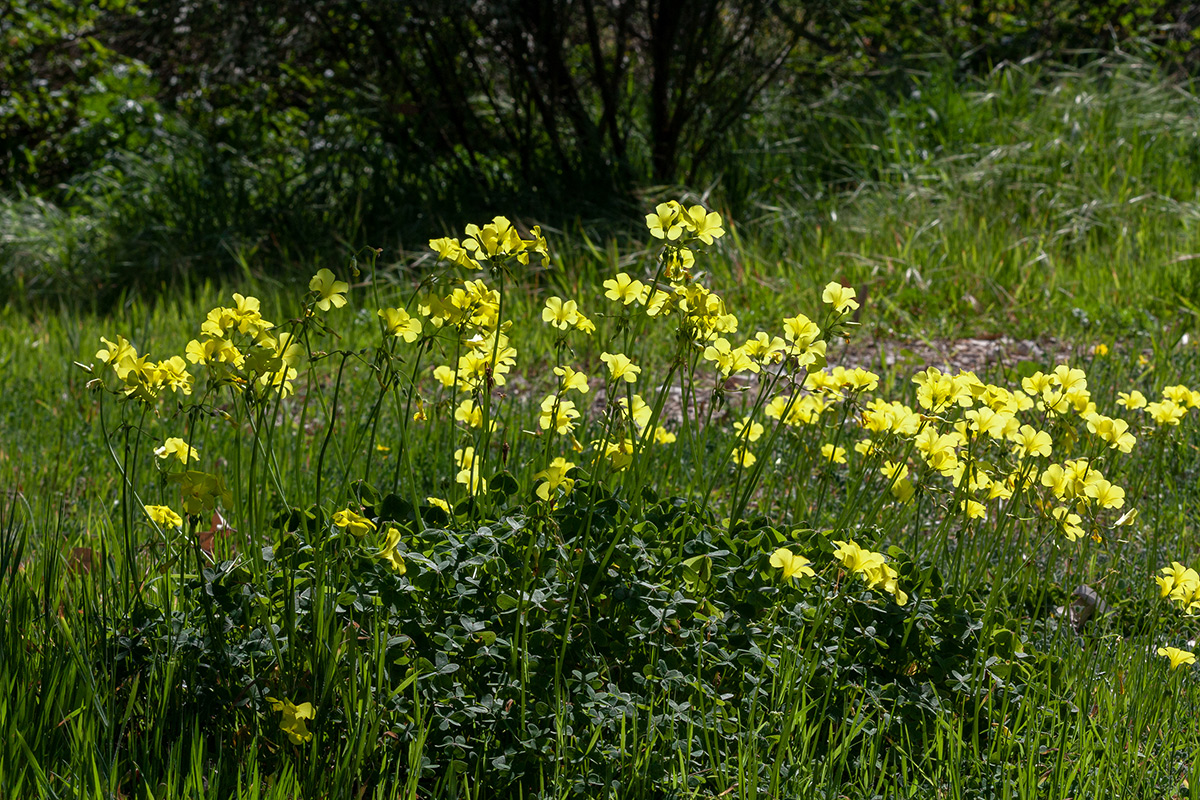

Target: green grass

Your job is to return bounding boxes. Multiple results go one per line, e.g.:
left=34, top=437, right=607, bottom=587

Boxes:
left=4, top=58, right=1200, bottom=799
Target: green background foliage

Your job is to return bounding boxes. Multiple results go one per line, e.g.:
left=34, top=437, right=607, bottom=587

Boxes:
left=5, top=0, right=1200, bottom=310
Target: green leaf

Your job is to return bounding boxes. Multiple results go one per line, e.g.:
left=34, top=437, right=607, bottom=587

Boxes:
left=682, top=554, right=712, bottom=592
left=379, top=493, right=414, bottom=523
left=489, top=470, right=520, bottom=498
left=352, top=479, right=382, bottom=510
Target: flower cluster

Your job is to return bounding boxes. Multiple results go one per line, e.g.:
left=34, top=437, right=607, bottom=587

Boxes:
left=832, top=540, right=907, bottom=605
left=429, top=215, right=549, bottom=271
left=95, top=335, right=194, bottom=404
left=753, top=357, right=1147, bottom=542
left=187, top=293, right=304, bottom=398
left=1156, top=561, right=1200, bottom=614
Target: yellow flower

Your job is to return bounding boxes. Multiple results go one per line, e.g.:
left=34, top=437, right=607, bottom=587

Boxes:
left=1051, top=506, right=1085, bottom=542
left=913, top=367, right=970, bottom=411
left=965, top=407, right=1012, bottom=439
left=573, top=311, right=596, bottom=334
left=960, top=499, right=987, bottom=521
left=309, top=269, right=348, bottom=311
left=1163, top=385, right=1199, bottom=407
left=230, top=293, right=271, bottom=334
left=378, top=526, right=407, bottom=574
left=534, top=457, right=576, bottom=502
left=1091, top=343, right=1109, bottom=356
left=96, top=335, right=137, bottom=368
left=732, top=446, right=756, bottom=468
left=742, top=332, right=786, bottom=365
left=1085, top=414, right=1136, bottom=453
left=1021, top=371, right=1054, bottom=397
left=781, top=314, right=821, bottom=348
left=1117, top=390, right=1147, bottom=410
left=594, top=436, right=636, bottom=471
left=269, top=698, right=315, bottom=744
left=864, top=562, right=908, bottom=606
left=429, top=236, right=479, bottom=269
left=154, top=356, right=193, bottom=395
left=542, top=297, right=580, bottom=329
left=1084, top=478, right=1125, bottom=509
left=881, top=461, right=915, bottom=503
left=144, top=504, right=183, bottom=528
left=1051, top=364, right=1087, bottom=394
left=378, top=307, right=422, bottom=342
left=1146, top=400, right=1186, bottom=426
left=426, top=497, right=452, bottom=514
left=454, top=398, right=491, bottom=430
left=639, top=285, right=674, bottom=316
left=603, top=273, right=645, bottom=305
left=600, top=352, right=641, bottom=383
left=821, top=443, right=847, bottom=464
left=454, top=447, right=487, bottom=494
left=332, top=508, right=376, bottom=538
left=734, top=417, right=764, bottom=442
left=554, top=365, right=589, bottom=394
left=538, top=394, right=580, bottom=435
left=832, top=540, right=884, bottom=575
left=155, top=437, right=199, bottom=464
left=646, top=201, right=685, bottom=240
left=821, top=281, right=860, bottom=314
left=1009, top=425, right=1052, bottom=459
left=683, top=204, right=725, bottom=244
left=619, top=394, right=652, bottom=430
left=1156, top=562, right=1200, bottom=611
left=702, top=337, right=756, bottom=376
left=769, top=548, right=815, bottom=581
left=1158, top=646, right=1197, bottom=670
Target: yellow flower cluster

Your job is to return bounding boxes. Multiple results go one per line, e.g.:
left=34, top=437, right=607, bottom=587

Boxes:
left=832, top=540, right=907, bottom=605
left=175, top=291, right=305, bottom=398
left=95, top=335, right=194, bottom=404
left=429, top=216, right=549, bottom=270
left=757, top=359, right=1148, bottom=542
left=645, top=201, right=724, bottom=280
left=417, top=279, right=519, bottom=393
left=1157, top=561, right=1200, bottom=614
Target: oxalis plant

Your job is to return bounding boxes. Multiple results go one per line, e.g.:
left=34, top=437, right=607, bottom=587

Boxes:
left=74, top=202, right=1198, bottom=798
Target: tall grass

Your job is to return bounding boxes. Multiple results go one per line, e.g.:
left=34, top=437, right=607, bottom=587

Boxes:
left=715, top=56, right=1200, bottom=338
